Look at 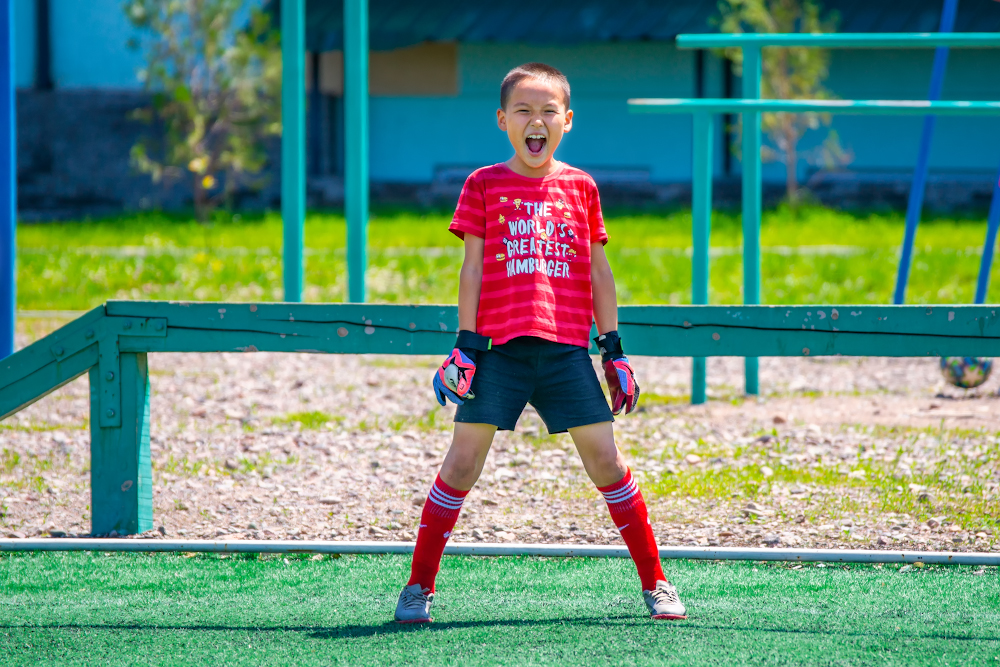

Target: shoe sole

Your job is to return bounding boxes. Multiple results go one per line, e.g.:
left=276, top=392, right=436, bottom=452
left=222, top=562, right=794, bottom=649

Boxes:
left=651, top=613, right=687, bottom=620
left=395, top=617, right=433, bottom=624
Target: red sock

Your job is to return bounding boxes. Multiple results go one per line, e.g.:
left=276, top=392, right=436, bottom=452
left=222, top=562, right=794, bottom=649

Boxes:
left=407, top=475, right=468, bottom=592
left=598, top=468, right=665, bottom=591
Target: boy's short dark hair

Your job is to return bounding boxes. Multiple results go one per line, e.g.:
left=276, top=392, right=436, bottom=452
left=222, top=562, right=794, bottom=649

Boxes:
left=500, top=63, right=571, bottom=110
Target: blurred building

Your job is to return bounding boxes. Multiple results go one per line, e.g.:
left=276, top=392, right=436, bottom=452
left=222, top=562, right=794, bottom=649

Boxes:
left=13, top=0, right=1000, bottom=218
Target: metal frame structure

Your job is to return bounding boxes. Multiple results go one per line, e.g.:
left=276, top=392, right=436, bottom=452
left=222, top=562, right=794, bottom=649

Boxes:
left=896, top=0, right=960, bottom=306
left=281, top=0, right=306, bottom=303
left=631, top=32, right=1000, bottom=403
left=281, top=0, right=368, bottom=305
left=344, top=0, right=369, bottom=303
left=0, top=0, right=13, bottom=361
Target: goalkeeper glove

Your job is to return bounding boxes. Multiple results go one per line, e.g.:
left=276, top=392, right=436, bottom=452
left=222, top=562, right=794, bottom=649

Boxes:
left=594, top=330, right=640, bottom=415
left=433, top=330, right=491, bottom=406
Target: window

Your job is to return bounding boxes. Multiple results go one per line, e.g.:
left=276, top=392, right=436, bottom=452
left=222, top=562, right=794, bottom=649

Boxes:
left=306, top=42, right=458, bottom=97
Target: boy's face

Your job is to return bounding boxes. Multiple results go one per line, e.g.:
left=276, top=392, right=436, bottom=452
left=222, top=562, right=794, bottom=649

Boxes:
left=497, top=77, right=572, bottom=175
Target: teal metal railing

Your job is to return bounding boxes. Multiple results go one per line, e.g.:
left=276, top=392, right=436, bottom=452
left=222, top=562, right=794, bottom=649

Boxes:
left=280, top=0, right=305, bottom=303
left=630, top=32, right=1000, bottom=404
left=674, top=33, right=1000, bottom=48
left=281, top=0, right=369, bottom=304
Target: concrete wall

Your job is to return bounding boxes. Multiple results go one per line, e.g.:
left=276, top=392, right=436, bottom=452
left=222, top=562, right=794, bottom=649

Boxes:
left=370, top=42, right=1000, bottom=186
left=822, top=48, right=1000, bottom=173
left=14, top=0, right=34, bottom=88
left=49, top=0, right=146, bottom=89
left=17, top=90, right=187, bottom=219
left=370, top=42, right=714, bottom=183
left=15, top=0, right=264, bottom=90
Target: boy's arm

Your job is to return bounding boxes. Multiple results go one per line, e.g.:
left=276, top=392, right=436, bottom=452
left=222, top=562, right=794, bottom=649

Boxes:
left=458, top=234, right=485, bottom=331
left=592, top=241, right=639, bottom=416
left=590, top=242, right=618, bottom=335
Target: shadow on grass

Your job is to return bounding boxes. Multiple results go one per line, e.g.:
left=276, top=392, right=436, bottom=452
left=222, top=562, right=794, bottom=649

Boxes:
left=2, top=620, right=998, bottom=644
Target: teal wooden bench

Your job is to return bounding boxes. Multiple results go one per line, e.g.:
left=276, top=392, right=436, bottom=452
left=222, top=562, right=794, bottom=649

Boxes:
left=2, top=300, right=998, bottom=536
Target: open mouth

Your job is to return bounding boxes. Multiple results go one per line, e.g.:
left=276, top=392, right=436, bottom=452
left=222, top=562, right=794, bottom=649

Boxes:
left=525, top=133, right=547, bottom=157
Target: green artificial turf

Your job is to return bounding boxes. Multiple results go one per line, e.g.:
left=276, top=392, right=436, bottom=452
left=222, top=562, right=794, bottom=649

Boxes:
left=1, top=553, right=998, bottom=666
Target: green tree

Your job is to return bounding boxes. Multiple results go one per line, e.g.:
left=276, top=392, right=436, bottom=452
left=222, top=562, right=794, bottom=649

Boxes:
left=718, top=0, right=853, bottom=203
left=124, top=0, right=282, bottom=221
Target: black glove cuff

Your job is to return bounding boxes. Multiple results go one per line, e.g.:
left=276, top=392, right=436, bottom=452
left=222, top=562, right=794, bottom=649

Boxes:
left=456, top=330, right=492, bottom=361
left=593, top=330, right=624, bottom=363
left=456, top=330, right=491, bottom=364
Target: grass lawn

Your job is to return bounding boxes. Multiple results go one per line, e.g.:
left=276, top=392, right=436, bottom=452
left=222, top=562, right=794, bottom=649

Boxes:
left=14, top=205, right=1000, bottom=310
left=0, top=552, right=997, bottom=666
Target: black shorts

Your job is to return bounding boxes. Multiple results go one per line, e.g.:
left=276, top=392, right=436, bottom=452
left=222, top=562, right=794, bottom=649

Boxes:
left=454, top=336, right=614, bottom=434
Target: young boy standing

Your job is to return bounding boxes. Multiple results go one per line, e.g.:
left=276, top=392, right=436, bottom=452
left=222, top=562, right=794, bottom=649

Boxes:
left=395, top=63, right=686, bottom=623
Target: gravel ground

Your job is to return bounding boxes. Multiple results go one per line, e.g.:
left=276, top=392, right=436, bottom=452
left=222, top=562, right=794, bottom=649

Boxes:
left=2, top=320, right=999, bottom=553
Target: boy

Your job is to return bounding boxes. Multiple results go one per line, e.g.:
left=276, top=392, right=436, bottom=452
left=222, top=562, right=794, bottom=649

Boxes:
left=394, top=63, right=686, bottom=623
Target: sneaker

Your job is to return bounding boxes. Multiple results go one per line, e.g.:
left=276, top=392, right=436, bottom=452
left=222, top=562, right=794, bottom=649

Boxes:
left=395, top=583, right=434, bottom=623
left=643, top=580, right=687, bottom=620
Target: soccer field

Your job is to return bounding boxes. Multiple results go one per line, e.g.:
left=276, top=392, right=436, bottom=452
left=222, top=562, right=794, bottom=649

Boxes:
left=0, top=553, right=997, bottom=666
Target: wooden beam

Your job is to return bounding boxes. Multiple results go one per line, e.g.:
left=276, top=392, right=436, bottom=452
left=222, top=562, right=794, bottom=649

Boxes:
left=0, top=343, right=98, bottom=420
left=89, top=354, right=153, bottom=536
left=619, top=305, right=1000, bottom=357
left=0, top=305, right=105, bottom=389
left=103, top=301, right=1000, bottom=357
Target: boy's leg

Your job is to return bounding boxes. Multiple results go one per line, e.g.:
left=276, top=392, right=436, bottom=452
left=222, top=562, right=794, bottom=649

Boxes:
left=568, top=421, right=666, bottom=591
left=408, top=421, right=497, bottom=592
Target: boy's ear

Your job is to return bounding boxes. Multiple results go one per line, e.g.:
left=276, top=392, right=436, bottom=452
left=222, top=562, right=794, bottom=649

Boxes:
left=497, top=108, right=507, bottom=132
left=563, top=109, right=573, bottom=133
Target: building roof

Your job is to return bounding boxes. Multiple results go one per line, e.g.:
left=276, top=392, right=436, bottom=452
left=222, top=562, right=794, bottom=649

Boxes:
left=272, top=0, right=1000, bottom=52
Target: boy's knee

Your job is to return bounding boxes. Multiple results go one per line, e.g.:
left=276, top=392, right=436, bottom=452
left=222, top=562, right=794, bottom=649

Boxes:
left=439, top=455, right=482, bottom=489
left=579, top=446, right=627, bottom=486
left=594, top=450, right=625, bottom=475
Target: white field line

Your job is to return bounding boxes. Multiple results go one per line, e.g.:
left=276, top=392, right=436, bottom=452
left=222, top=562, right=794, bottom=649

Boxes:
left=1, top=539, right=997, bottom=565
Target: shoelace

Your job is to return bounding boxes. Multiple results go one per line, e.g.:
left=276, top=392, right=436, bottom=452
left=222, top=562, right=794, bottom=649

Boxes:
left=402, top=588, right=431, bottom=611
left=650, top=586, right=680, bottom=606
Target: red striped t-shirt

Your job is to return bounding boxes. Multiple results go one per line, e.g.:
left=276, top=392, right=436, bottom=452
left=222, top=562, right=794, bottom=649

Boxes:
left=449, top=162, right=608, bottom=348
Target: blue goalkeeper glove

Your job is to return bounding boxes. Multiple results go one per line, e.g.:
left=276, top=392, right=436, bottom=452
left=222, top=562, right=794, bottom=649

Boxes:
left=433, top=331, right=492, bottom=406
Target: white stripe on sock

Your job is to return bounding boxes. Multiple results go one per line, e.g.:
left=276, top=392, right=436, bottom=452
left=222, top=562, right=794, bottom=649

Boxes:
left=428, top=484, right=465, bottom=510
left=602, top=478, right=638, bottom=504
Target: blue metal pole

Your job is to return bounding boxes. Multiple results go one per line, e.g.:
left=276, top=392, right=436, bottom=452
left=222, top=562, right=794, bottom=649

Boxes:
left=691, top=112, right=712, bottom=405
left=975, top=165, right=1000, bottom=304
left=345, top=0, right=369, bottom=303
left=0, top=0, right=14, bottom=360
left=281, top=0, right=305, bottom=303
left=893, top=0, right=959, bottom=305
left=741, top=46, right=761, bottom=395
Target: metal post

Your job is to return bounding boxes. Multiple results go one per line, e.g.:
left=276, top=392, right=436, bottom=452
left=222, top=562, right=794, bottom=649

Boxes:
left=281, top=0, right=305, bottom=303
left=976, top=164, right=1000, bottom=304
left=741, top=46, right=761, bottom=395
left=344, top=0, right=369, bottom=303
left=0, top=0, right=14, bottom=360
left=691, top=112, right=713, bottom=405
left=893, top=0, right=959, bottom=305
